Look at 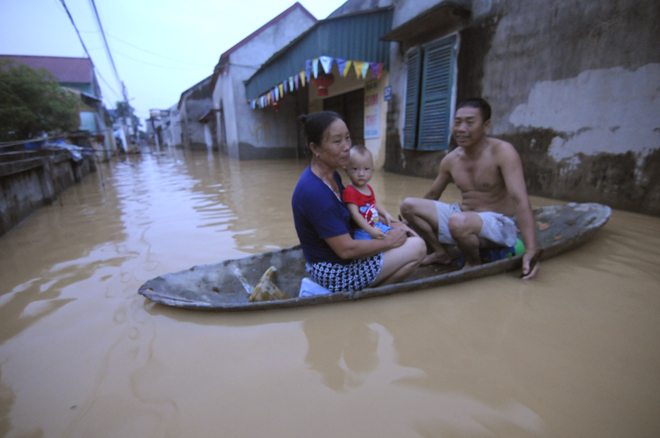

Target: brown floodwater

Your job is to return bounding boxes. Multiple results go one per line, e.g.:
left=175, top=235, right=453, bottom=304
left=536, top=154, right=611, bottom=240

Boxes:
left=0, top=148, right=658, bottom=438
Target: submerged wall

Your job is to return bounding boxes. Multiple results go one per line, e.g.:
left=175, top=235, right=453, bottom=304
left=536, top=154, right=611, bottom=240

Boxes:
left=0, top=150, right=96, bottom=237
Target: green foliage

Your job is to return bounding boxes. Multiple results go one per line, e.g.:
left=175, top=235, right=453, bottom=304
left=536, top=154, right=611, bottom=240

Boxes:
left=113, top=101, right=141, bottom=129
left=0, top=60, right=81, bottom=142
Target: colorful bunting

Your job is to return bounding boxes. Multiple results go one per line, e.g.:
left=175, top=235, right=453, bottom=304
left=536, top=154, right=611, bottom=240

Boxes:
left=369, top=62, right=380, bottom=78
left=335, top=58, right=347, bottom=77
left=353, top=61, right=365, bottom=79
left=312, top=58, right=319, bottom=78
left=361, top=62, right=370, bottom=79
left=376, top=63, right=384, bottom=79
left=319, top=56, right=333, bottom=75
left=249, top=58, right=387, bottom=110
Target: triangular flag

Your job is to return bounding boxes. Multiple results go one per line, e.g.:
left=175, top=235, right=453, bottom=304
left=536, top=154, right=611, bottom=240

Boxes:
left=361, top=62, right=370, bottom=79
left=335, top=58, right=347, bottom=77
left=353, top=61, right=365, bottom=79
left=312, top=58, right=319, bottom=78
left=305, top=61, right=311, bottom=82
left=283, top=80, right=287, bottom=94
left=279, top=83, right=284, bottom=97
left=267, top=93, right=271, bottom=105
left=319, top=56, right=333, bottom=74
left=370, top=62, right=380, bottom=78
left=300, top=70, right=306, bottom=87
left=376, top=63, right=384, bottom=79
left=294, top=74, right=299, bottom=90
left=343, top=60, right=353, bottom=78
left=289, top=76, right=294, bottom=92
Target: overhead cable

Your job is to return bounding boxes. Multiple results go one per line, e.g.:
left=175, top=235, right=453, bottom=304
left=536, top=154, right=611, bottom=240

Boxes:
left=108, top=34, right=212, bottom=67
left=88, top=0, right=124, bottom=94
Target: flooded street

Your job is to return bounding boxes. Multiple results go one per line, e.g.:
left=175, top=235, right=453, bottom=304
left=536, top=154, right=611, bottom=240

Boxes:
left=1, top=149, right=659, bottom=438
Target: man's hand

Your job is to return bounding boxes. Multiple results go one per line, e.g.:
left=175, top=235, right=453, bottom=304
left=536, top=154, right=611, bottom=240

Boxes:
left=520, top=250, right=542, bottom=280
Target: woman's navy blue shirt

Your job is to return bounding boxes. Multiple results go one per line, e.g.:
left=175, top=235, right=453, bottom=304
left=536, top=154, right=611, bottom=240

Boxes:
left=292, top=167, right=353, bottom=265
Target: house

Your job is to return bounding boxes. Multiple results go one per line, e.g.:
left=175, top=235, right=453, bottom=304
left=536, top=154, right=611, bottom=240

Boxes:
left=211, top=2, right=318, bottom=159
left=177, top=75, right=214, bottom=150
left=244, top=0, right=660, bottom=216
left=0, top=55, right=116, bottom=155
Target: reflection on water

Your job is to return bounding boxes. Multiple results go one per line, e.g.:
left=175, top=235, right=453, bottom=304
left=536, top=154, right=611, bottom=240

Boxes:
left=0, top=148, right=659, bottom=437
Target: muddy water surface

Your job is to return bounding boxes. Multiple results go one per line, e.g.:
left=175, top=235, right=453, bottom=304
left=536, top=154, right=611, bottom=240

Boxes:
left=1, top=149, right=659, bottom=438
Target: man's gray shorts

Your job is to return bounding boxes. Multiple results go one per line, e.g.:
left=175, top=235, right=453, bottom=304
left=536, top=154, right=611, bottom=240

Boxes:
left=434, top=201, right=517, bottom=247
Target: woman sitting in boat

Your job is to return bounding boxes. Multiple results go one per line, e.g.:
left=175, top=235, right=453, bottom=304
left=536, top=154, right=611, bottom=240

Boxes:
left=292, top=111, right=426, bottom=293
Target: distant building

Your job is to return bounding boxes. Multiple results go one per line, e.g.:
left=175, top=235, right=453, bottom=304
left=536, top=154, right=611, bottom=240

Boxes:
left=0, top=54, right=116, bottom=154
left=177, top=75, right=214, bottom=150
left=211, top=1, right=318, bottom=159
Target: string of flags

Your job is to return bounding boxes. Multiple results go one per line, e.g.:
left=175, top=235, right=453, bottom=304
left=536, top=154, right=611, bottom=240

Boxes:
left=248, top=56, right=385, bottom=110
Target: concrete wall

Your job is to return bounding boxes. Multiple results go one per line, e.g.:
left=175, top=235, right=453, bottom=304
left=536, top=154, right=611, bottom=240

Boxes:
left=0, top=150, right=96, bottom=237
left=361, top=0, right=660, bottom=216
left=475, top=0, right=660, bottom=215
left=180, top=77, right=214, bottom=151
left=217, top=7, right=317, bottom=160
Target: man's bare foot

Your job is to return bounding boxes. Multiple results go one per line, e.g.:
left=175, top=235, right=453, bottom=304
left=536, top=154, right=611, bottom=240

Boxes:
left=460, top=260, right=482, bottom=270
left=421, top=252, right=452, bottom=265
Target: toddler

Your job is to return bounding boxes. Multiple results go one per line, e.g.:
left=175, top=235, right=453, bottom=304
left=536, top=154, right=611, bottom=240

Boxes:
left=343, top=145, right=394, bottom=240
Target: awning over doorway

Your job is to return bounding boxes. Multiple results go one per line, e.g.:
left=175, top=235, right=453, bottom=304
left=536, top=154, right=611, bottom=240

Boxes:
left=245, top=7, right=394, bottom=100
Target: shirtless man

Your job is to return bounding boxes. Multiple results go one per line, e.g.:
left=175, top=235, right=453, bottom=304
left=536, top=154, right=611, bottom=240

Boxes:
left=400, top=98, right=539, bottom=279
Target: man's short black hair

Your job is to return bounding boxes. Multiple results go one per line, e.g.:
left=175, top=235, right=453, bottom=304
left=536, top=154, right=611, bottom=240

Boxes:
left=457, top=98, right=491, bottom=122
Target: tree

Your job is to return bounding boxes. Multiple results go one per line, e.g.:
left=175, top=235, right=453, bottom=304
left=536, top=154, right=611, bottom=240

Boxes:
left=0, top=60, right=81, bottom=142
left=112, top=101, right=141, bottom=131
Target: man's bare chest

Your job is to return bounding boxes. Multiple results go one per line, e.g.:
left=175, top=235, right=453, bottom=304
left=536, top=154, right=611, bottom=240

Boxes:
left=451, top=161, right=504, bottom=193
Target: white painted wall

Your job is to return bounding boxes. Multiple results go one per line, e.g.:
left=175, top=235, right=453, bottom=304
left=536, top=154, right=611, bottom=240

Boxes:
left=215, top=6, right=317, bottom=159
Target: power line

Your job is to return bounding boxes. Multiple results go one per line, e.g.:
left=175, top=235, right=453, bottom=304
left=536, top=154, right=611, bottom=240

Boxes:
left=59, top=0, right=95, bottom=64
left=108, top=34, right=213, bottom=67
left=113, top=49, right=213, bottom=71
left=88, top=0, right=125, bottom=99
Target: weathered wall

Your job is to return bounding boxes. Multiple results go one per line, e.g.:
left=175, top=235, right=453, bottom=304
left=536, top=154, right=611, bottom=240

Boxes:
left=220, top=7, right=317, bottom=160
left=0, top=150, right=96, bottom=237
left=475, top=0, right=660, bottom=215
left=377, top=0, right=660, bottom=215
left=180, top=77, right=214, bottom=151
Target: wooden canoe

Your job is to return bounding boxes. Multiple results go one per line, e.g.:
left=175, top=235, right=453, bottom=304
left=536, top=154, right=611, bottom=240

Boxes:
left=138, top=203, right=611, bottom=311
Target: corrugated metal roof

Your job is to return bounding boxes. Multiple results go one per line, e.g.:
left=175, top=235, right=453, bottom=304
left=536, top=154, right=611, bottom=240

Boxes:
left=245, top=7, right=393, bottom=100
left=0, top=55, right=94, bottom=83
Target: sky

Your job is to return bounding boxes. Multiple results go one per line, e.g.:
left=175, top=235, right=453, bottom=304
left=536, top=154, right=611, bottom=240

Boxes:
left=0, top=0, right=348, bottom=125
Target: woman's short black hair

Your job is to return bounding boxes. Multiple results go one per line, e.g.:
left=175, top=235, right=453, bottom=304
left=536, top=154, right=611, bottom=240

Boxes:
left=298, top=111, right=342, bottom=147
left=456, top=98, right=491, bottom=122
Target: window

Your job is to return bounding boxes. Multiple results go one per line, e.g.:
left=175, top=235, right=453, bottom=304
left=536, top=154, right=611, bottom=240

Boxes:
left=403, top=34, right=458, bottom=151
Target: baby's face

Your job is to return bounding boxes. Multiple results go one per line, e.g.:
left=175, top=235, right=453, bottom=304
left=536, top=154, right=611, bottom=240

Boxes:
left=346, top=152, right=374, bottom=187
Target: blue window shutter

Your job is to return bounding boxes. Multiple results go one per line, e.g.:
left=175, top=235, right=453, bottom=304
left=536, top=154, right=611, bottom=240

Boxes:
left=403, top=46, right=422, bottom=150
left=417, top=34, right=457, bottom=151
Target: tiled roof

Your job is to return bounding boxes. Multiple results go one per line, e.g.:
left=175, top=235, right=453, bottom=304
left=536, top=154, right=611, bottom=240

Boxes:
left=0, top=55, right=94, bottom=83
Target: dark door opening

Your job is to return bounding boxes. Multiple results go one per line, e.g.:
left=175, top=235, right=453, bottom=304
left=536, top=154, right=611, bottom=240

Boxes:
left=323, top=88, right=364, bottom=146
